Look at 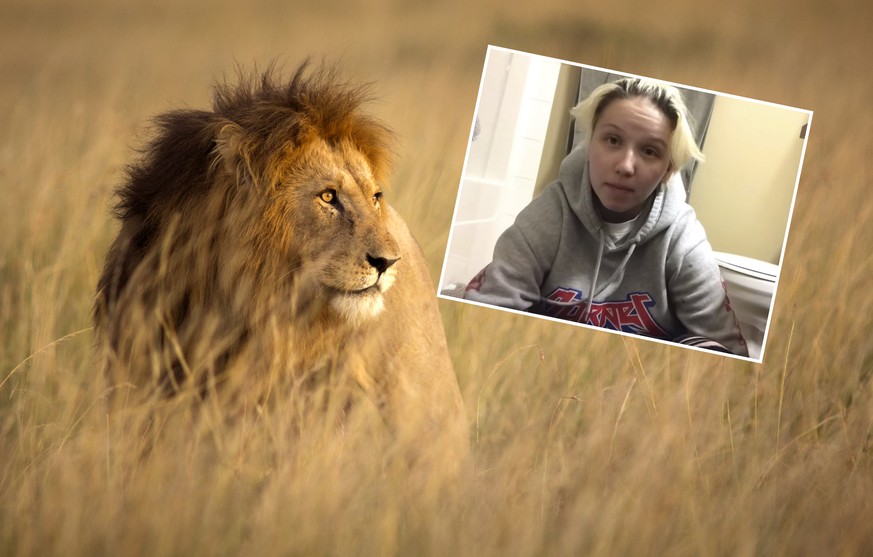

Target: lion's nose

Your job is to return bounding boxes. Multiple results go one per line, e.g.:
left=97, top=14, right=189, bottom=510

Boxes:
left=367, top=254, right=400, bottom=274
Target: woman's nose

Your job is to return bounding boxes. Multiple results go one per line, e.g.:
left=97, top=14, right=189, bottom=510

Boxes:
left=615, top=149, right=635, bottom=175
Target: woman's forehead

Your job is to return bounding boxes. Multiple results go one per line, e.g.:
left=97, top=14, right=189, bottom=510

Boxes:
left=597, top=97, right=672, bottom=143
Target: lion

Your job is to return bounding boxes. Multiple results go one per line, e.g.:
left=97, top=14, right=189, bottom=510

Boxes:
left=93, top=62, right=468, bottom=460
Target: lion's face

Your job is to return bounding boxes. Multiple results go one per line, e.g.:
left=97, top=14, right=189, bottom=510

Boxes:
left=260, top=138, right=401, bottom=326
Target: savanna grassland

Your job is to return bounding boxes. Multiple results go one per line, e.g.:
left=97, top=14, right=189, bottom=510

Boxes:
left=2, top=0, right=873, bottom=555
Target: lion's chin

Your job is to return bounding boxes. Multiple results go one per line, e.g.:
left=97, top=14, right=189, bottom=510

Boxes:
left=328, top=290, right=386, bottom=327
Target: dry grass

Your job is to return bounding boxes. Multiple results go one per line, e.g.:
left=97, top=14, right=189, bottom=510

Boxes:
left=2, top=0, right=873, bottom=555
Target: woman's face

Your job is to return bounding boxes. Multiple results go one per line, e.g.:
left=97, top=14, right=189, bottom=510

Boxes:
left=588, top=96, right=673, bottom=223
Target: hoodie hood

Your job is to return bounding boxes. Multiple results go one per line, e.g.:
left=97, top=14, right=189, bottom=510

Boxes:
left=555, top=144, right=687, bottom=252
left=550, top=144, right=689, bottom=318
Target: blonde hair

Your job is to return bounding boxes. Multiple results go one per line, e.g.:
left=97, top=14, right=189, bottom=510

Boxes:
left=570, top=77, right=705, bottom=173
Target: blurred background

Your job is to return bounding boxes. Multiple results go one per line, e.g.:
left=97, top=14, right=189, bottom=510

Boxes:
left=2, top=0, right=873, bottom=555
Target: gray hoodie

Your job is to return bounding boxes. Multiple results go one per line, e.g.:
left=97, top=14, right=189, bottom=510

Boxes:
left=464, top=145, right=748, bottom=357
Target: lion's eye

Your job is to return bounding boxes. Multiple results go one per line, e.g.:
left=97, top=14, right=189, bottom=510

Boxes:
left=319, top=189, right=337, bottom=204
left=373, top=191, right=383, bottom=207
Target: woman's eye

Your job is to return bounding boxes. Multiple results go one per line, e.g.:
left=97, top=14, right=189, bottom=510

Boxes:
left=605, top=135, right=620, bottom=146
left=319, top=190, right=337, bottom=204
left=643, top=147, right=661, bottom=158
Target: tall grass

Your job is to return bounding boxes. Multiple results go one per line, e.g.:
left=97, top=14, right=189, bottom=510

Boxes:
left=2, top=0, right=873, bottom=554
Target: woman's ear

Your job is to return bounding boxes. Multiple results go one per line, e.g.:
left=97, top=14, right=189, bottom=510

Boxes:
left=663, top=161, right=676, bottom=183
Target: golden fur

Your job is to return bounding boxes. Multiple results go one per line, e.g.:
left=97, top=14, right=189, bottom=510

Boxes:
left=94, top=62, right=467, bottom=454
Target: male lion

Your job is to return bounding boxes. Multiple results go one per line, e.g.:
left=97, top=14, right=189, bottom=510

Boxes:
left=94, top=62, right=467, bottom=457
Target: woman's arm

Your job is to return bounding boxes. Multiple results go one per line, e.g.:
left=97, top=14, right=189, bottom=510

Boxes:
left=668, top=236, right=749, bottom=357
left=464, top=186, right=565, bottom=310
left=464, top=224, right=547, bottom=310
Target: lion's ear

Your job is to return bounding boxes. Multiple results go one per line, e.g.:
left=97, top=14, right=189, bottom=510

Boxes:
left=214, top=121, right=255, bottom=188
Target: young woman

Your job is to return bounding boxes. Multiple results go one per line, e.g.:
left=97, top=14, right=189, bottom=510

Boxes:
left=464, top=77, right=748, bottom=356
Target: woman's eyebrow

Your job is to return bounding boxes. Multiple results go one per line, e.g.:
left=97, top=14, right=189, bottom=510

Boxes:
left=600, top=122, right=668, bottom=148
left=599, top=122, right=624, bottom=133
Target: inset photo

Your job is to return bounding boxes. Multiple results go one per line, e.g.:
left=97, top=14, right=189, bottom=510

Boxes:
left=438, top=45, right=812, bottom=363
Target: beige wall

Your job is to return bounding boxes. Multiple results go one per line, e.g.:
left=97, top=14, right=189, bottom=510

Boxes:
left=689, top=96, right=810, bottom=264
left=534, top=64, right=581, bottom=196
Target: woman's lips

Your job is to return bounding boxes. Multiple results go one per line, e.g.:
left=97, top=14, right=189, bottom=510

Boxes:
left=605, top=182, right=634, bottom=193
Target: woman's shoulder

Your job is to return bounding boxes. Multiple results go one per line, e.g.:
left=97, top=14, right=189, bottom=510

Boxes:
left=516, top=181, right=570, bottom=226
left=510, top=180, right=576, bottom=264
left=672, top=202, right=709, bottom=244
left=662, top=204, right=718, bottom=275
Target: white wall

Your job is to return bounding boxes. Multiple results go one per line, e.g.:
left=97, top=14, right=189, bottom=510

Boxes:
left=441, top=49, right=561, bottom=287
